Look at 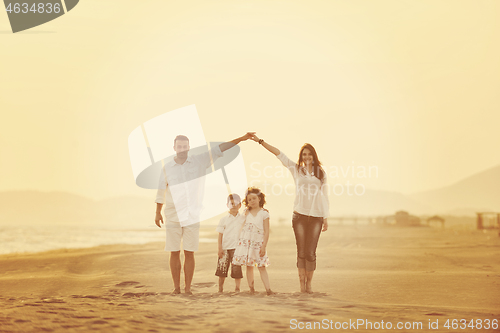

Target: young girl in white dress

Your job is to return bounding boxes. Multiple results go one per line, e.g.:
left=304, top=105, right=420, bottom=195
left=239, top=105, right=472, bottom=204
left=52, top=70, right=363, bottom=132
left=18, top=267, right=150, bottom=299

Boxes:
left=232, top=187, right=274, bottom=295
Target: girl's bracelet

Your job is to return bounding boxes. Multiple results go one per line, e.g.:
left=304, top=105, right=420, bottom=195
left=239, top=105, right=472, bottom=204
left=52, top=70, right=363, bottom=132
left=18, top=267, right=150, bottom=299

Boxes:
left=259, top=139, right=264, bottom=145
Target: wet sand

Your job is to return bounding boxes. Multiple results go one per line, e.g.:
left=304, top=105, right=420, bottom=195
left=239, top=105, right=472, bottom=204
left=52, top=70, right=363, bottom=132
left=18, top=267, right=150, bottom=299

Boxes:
left=0, top=225, right=499, bottom=332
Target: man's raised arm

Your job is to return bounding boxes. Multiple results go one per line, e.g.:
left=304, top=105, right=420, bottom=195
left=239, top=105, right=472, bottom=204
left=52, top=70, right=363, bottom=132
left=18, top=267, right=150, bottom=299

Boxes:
left=218, top=132, right=256, bottom=152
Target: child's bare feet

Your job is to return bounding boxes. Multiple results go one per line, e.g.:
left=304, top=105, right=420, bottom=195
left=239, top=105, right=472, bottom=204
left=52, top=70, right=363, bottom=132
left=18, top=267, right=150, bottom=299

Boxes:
left=249, top=287, right=256, bottom=295
left=266, top=289, right=275, bottom=296
left=235, top=288, right=240, bottom=293
left=170, top=288, right=181, bottom=295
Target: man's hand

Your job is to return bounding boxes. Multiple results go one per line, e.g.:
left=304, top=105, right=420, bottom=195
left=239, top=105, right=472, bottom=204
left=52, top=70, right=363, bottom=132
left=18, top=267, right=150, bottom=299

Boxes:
left=241, top=132, right=256, bottom=141
left=155, top=212, right=164, bottom=228
left=218, top=249, right=224, bottom=259
left=322, top=218, right=328, bottom=232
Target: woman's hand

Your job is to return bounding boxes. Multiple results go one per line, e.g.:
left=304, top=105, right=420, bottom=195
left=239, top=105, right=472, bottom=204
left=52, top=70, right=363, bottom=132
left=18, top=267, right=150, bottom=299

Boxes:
left=250, top=134, right=260, bottom=142
left=242, top=132, right=256, bottom=141
left=259, top=246, right=266, bottom=257
left=322, top=218, right=328, bottom=232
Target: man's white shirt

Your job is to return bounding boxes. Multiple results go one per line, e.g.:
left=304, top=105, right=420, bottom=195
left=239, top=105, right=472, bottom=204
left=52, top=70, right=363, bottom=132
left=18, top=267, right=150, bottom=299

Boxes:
left=155, top=145, right=224, bottom=226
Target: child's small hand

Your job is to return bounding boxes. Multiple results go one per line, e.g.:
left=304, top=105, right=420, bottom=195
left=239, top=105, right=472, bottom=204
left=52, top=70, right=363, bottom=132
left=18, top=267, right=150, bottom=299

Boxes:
left=218, top=249, right=224, bottom=258
left=259, top=247, right=266, bottom=257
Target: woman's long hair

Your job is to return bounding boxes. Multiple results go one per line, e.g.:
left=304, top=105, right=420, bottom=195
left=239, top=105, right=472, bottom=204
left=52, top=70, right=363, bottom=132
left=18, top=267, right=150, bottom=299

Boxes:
left=297, top=143, right=325, bottom=183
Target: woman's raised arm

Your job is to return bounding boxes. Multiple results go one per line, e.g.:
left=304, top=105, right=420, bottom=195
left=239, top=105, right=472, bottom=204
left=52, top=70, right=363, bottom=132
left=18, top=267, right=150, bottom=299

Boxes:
left=251, top=134, right=280, bottom=156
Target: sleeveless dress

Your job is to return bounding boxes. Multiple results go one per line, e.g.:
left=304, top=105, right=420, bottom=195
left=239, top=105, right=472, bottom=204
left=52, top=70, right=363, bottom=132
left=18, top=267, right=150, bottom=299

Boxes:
left=232, top=209, right=270, bottom=267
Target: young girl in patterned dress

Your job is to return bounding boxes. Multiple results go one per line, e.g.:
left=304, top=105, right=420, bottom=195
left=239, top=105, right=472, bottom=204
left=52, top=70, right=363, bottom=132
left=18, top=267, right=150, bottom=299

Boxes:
left=232, top=187, right=274, bottom=295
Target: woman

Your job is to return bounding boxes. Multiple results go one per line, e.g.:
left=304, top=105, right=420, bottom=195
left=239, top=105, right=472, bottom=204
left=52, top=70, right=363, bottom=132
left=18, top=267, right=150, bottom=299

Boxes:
left=251, top=135, right=329, bottom=293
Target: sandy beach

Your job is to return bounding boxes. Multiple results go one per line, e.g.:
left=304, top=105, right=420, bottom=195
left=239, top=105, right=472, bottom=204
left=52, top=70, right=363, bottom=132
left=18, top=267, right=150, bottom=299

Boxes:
left=0, top=224, right=499, bottom=332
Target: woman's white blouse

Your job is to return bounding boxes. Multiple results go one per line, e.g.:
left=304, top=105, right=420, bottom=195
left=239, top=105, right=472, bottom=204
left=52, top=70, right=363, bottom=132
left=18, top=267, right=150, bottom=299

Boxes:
left=277, top=151, right=330, bottom=218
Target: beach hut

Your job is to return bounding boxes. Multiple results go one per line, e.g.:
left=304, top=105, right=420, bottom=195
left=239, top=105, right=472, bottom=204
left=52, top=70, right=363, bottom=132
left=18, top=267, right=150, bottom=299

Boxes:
left=394, top=211, right=421, bottom=226
left=426, top=215, right=445, bottom=228
left=476, top=212, right=500, bottom=230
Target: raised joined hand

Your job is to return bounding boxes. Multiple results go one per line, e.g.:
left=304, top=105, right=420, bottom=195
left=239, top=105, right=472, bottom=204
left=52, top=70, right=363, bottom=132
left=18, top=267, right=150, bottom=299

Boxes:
left=250, top=134, right=260, bottom=142
left=242, top=132, right=257, bottom=141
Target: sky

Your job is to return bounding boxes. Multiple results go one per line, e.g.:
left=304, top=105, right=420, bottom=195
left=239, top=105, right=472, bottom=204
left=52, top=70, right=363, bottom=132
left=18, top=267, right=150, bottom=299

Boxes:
left=1, top=0, right=499, bottom=200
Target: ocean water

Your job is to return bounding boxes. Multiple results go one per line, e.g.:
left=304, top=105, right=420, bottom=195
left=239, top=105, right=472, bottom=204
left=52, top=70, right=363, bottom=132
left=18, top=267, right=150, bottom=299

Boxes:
left=0, top=225, right=217, bottom=255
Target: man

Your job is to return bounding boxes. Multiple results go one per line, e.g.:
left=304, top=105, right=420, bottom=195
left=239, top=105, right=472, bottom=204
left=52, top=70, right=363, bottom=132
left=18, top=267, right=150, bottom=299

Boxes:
left=154, top=132, right=254, bottom=294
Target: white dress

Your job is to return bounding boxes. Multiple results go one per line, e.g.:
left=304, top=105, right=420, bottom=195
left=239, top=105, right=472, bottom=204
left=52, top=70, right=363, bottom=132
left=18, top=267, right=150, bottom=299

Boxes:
left=232, top=209, right=270, bottom=267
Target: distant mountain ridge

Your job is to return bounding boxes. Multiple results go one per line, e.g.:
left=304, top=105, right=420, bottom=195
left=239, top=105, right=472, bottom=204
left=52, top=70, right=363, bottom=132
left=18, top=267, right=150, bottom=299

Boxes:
left=409, top=164, right=500, bottom=215
left=0, top=191, right=153, bottom=228
left=1, top=165, right=498, bottom=226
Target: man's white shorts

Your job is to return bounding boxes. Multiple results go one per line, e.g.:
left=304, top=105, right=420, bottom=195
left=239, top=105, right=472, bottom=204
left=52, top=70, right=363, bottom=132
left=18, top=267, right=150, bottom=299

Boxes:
left=165, top=221, right=200, bottom=252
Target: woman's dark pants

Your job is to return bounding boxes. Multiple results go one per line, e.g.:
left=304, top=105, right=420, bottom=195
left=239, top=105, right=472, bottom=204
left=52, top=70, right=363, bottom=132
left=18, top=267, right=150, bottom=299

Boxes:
left=292, top=212, right=323, bottom=272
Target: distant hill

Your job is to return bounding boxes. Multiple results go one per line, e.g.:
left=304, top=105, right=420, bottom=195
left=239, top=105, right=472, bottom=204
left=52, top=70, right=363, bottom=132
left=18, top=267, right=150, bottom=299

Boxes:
left=258, top=164, right=500, bottom=218
left=0, top=191, right=153, bottom=229
left=262, top=186, right=433, bottom=218
left=2, top=163, right=498, bottom=228
left=328, top=188, right=433, bottom=216
left=409, top=164, right=500, bottom=215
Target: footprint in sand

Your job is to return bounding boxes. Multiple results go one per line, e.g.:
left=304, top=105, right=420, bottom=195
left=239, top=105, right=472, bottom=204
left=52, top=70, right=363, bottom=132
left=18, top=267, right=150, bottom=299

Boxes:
left=122, top=292, right=157, bottom=298
left=164, top=326, right=183, bottom=331
left=311, top=312, right=327, bottom=316
left=71, top=295, right=101, bottom=299
left=191, top=282, right=216, bottom=288
left=115, top=281, right=141, bottom=287
left=55, top=307, right=75, bottom=311
left=42, top=298, right=66, bottom=303
left=71, top=315, right=97, bottom=319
